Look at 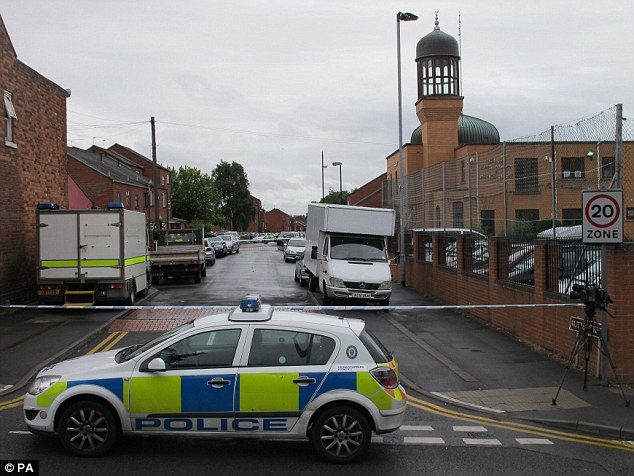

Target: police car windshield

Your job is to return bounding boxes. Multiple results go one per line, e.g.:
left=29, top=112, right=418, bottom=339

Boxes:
left=118, top=322, right=194, bottom=362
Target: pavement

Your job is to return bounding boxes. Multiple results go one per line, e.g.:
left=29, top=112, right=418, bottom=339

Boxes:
left=1, top=285, right=633, bottom=440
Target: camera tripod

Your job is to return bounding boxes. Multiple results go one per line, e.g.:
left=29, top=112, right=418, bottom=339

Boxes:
left=552, top=297, right=630, bottom=407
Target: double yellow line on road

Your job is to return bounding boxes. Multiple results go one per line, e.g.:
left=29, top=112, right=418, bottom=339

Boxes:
left=0, top=332, right=128, bottom=412
left=407, top=394, right=634, bottom=452
left=86, top=331, right=128, bottom=354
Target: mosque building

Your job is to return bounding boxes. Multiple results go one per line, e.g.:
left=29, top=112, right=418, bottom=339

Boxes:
left=374, top=15, right=629, bottom=239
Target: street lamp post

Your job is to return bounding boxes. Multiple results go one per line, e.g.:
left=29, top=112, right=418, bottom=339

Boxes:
left=396, top=11, right=418, bottom=286
left=321, top=151, right=327, bottom=201
left=332, top=161, right=343, bottom=204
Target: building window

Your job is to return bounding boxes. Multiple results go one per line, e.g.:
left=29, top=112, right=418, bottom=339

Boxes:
left=514, top=158, right=538, bottom=193
left=161, top=175, right=165, bottom=186
left=562, top=157, right=585, bottom=179
left=562, top=208, right=582, bottom=226
left=515, top=209, right=539, bottom=235
left=134, top=195, right=139, bottom=209
left=460, top=160, right=466, bottom=184
left=481, top=210, right=495, bottom=236
left=166, top=174, right=170, bottom=185
left=125, top=190, right=131, bottom=206
left=162, top=192, right=166, bottom=208
left=116, top=192, right=121, bottom=202
left=601, top=156, right=615, bottom=180
left=4, top=91, right=17, bottom=146
left=452, top=201, right=464, bottom=228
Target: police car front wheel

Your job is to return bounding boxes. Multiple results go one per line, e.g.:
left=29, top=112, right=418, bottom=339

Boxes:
left=57, top=400, right=118, bottom=457
left=311, top=406, right=371, bottom=464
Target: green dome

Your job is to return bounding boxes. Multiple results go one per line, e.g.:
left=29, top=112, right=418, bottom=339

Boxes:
left=410, top=114, right=500, bottom=146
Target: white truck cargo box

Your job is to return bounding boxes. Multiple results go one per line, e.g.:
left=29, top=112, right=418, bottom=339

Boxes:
left=36, top=204, right=149, bottom=305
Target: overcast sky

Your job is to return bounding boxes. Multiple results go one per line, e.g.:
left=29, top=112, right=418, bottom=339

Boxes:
left=3, top=1, right=633, bottom=216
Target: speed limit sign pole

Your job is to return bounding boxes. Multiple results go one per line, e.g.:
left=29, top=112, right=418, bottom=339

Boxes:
left=582, top=189, right=622, bottom=385
left=582, top=190, right=623, bottom=244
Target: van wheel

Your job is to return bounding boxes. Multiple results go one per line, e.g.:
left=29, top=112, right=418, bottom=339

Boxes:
left=57, top=400, right=118, bottom=457
left=308, top=274, right=318, bottom=292
left=126, top=282, right=136, bottom=305
left=311, top=406, right=371, bottom=464
left=322, top=285, right=332, bottom=306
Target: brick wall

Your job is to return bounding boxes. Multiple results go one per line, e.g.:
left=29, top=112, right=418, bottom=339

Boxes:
left=265, top=209, right=291, bottom=232
left=402, top=235, right=634, bottom=383
left=0, top=17, right=68, bottom=303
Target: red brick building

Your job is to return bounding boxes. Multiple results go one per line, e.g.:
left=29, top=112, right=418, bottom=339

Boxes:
left=347, top=173, right=386, bottom=208
left=0, top=15, right=69, bottom=303
left=265, top=208, right=292, bottom=233
left=106, top=143, right=172, bottom=228
left=243, top=196, right=265, bottom=233
left=67, top=147, right=157, bottom=221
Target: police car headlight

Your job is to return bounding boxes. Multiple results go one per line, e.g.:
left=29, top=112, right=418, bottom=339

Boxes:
left=27, top=375, right=61, bottom=396
left=329, top=277, right=345, bottom=288
left=378, top=280, right=392, bottom=290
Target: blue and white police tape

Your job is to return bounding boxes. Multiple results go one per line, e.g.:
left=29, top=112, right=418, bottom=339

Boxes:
left=0, top=303, right=584, bottom=311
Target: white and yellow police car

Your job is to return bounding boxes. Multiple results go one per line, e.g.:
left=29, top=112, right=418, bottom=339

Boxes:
left=24, top=296, right=407, bottom=463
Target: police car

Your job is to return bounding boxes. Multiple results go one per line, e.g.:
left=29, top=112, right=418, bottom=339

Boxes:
left=24, top=296, right=407, bottom=463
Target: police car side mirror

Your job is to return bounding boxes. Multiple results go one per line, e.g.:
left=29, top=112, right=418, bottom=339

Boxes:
left=311, top=246, right=318, bottom=260
left=146, top=357, right=166, bottom=372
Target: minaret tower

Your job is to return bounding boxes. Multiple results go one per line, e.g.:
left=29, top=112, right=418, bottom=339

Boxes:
left=415, top=13, right=463, bottom=166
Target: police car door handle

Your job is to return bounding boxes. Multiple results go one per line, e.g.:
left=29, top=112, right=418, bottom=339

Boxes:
left=207, top=378, right=231, bottom=388
left=293, top=376, right=316, bottom=386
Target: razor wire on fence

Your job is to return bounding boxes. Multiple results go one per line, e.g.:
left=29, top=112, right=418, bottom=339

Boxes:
left=383, top=104, right=633, bottom=240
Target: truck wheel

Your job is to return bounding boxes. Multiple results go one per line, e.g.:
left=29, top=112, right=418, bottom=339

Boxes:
left=151, top=276, right=160, bottom=286
left=310, top=406, right=371, bottom=464
left=322, top=285, right=332, bottom=306
left=201, top=263, right=207, bottom=278
left=126, top=282, right=136, bottom=305
left=194, top=268, right=202, bottom=283
left=57, top=400, right=118, bottom=457
left=308, top=274, right=318, bottom=292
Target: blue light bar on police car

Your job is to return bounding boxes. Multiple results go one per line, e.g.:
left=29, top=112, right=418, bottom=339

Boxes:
left=240, top=294, right=262, bottom=312
left=107, top=202, right=125, bottom=209
left=36, top=203, right=60, bottom=210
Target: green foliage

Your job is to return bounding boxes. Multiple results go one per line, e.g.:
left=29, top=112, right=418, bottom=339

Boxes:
left=212, top=161, right=256, bottom=231
left=170, top=166, right=221, bottom=228
left=319, top=187, right=350, bottom=205
left=535, top=219, right=563, bottom=235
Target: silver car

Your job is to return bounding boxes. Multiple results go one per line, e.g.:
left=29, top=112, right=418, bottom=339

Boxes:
left=283, top=238, right=306, bottom=262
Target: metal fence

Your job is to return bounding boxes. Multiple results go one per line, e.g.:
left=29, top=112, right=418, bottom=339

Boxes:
left=384, top=104, right=634, bottom=240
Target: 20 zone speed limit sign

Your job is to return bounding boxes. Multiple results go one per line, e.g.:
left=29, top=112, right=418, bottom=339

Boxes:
left=582, top=190, right=623, bottom=244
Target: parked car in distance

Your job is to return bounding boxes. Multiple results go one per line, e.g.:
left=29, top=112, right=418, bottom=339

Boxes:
left=220, top=234, right=240, bottom=254
left=284, top=238, right=306, bottom=262
left=208, top=236, right=228, bottom=257
left=294, top=254, right=309, bottom=286
left=203, top=238, right=216, bottom=265
left=277, top=231, right=301, bottom=247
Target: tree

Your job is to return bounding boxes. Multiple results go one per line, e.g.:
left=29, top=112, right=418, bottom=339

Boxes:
left=212, top=161, right=255, bottom=230
left=170, top=165, right=221, bottom=228
left=319, top=187, right=351, bottom=205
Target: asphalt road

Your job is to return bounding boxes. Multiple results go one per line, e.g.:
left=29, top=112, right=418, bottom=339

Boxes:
left=1, top=242, right=632, bottom=475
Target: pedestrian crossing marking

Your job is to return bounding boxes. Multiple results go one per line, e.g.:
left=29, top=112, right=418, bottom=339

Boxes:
left=404, top=437, right=445, bottom=445
left=453, top=425, right=487, bottom=432
left=516, top=438, right=553, bottom=445
left=463, top=438, right=502, bottom=446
